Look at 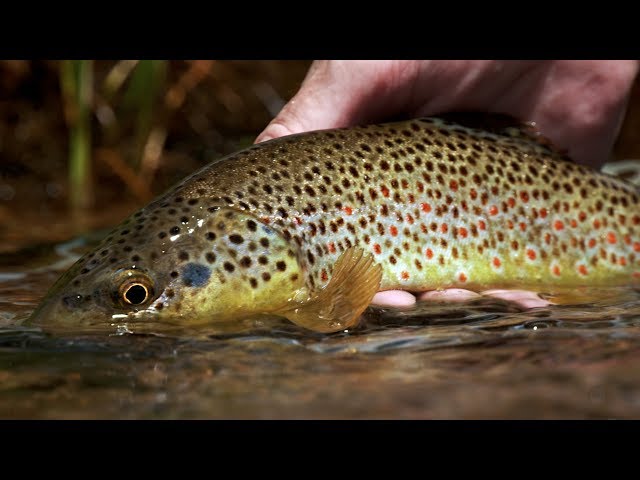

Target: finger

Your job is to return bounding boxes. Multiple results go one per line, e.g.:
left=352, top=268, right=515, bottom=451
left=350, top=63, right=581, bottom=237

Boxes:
left=481, top=289, right=552, bottom=309
left=371, top=290, right=417, bottom=308
left=256, top=61, right=353, bottom=143
left=417, top=289, right=482, bottom=302
left=256, top=60, right=420, bottom=143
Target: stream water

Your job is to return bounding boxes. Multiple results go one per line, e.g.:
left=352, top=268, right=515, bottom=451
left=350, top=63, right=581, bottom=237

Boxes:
left=2, top=235, right=640, bottom=419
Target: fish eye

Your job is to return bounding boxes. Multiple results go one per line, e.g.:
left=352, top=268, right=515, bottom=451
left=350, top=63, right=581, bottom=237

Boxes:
left=122, top=283, right=150, bottom=305
left=113, top=271, right=155, bottom=308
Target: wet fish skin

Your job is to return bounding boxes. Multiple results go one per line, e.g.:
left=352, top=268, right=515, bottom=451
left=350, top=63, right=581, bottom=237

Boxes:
left=29, top=115, right=640, bottom=332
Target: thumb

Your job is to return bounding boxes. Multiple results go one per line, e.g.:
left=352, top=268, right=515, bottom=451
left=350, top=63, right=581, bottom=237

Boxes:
left=255, top=61, right=419, bottom=143
left=255, top=61, right=355, bottom=143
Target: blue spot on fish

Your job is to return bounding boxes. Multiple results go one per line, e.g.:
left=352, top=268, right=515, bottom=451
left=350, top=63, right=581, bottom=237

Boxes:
left=261, top=225, right=273, bottom=235
left=181, top=263, right=211, bottom=288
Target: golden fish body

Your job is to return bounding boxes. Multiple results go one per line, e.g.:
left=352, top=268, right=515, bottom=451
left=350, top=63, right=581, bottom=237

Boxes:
left=30, top=115, right=640, bottom=332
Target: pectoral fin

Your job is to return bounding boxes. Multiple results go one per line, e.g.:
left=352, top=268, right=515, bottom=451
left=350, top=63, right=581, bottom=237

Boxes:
left=277, top=247, right=382, bottom=333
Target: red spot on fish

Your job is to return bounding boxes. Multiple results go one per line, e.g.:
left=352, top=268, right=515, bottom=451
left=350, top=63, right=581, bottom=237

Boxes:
left=458, top=272, right=467, bottom=283
left=440, top=223, right=448, bottom=234
left=421, top=203, right=432, bottom=213
left=527, top=249, right=536, bottom=260
left=342, top=206, right=353, bottom=215
left=417, top=181, right=424, bottom=193
left=624, top=235, right=631, bottom=245
left=634, top=242, right=640, bottom=252
left=328, top=242, right=336, bottom=253
left=507, top=197, right=516, bottom=208
left=321, top=269, right=328, bottom=282
left=390, top=225, right=398, bottom=237
left=520, top=191, right=529, bottom=202
left=381, top=186, right=390, bottom=197
left=401, top=271, right=410, bottom=280
left=593, top=219, right=601, bottom=229
left=552, top=265, right=561, bottom=276
left=373, top=244, right=381, bottom=255
left=607, top=232, right=617, bottom=245
left=261, top=217, right=270, bottom=224
left=470, top=189, right=478, bottom=200
left=425, top=248, right=434, bottom=259
left=507, top=220, right=514, bottom=230
left=540, top=208, right=548, bottom=219
left=570, top=219, right=577, bottom=228
left=489, top=205, right=498, bottom=216
left=478, top=220, right=486, bottom=231
left=492, top=257, right=501, bottom=268
left=449, top=180, right=458, bottom=191
left=578, top=265, right=588, bottom=276
left=588, top=238, right=597, bottom=248
left=458, top=227, right=468, bottom=238
left=519, top=222, right=527, bottom=232
left=554, top=220, right=564, bottom=231
left=406, top=214, right=414, bottom=225
left=578, top=211, right=586, bottom=222
left=633, top=215, right=640, bottom=225
left=620, top=257, right=628, bottom=267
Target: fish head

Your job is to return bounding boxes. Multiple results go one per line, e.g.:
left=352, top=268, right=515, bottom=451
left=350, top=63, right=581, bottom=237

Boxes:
left=29, top=206, right=306, bottom=333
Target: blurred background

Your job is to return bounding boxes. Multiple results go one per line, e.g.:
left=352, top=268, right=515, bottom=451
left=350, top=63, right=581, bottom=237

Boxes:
left=0, top=60, right=638, bottom=254
left=0, top=60, right=311, bottom=253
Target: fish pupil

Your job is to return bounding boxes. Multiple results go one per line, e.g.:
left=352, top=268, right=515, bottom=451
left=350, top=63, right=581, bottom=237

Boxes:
left=124, top=284, right=148, bottom=305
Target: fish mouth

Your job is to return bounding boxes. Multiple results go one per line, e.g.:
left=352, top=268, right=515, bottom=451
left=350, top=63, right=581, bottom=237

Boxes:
left=28, top=295, right=140, bottom=330
left=26, top=297, right=194, bottom=336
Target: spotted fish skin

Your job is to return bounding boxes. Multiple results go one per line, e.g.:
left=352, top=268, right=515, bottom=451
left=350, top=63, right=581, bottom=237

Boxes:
left=30, top=115, right=640, bottom=331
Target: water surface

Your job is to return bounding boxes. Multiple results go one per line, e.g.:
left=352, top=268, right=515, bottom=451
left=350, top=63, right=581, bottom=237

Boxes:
left=2, top=236, right=640, bottom=419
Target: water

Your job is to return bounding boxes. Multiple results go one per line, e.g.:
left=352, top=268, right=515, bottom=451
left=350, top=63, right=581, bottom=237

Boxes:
left=2, top=237, right=640, bottom=418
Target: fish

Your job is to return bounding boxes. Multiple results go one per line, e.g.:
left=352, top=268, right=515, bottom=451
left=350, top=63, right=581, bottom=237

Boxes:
left=28, top=114, right=640, bottom=333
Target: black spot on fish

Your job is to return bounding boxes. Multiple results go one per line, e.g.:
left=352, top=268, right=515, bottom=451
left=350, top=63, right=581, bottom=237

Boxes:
left=229, top=234, right=244, bottom=244
left=181, top=263, right=211, bottom=288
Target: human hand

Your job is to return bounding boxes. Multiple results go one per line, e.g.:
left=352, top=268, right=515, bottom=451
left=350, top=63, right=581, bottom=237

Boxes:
left=257, top=60, right=639, bottom=168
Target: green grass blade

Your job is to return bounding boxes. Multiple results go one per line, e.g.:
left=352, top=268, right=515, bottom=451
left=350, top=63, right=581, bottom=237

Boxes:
left=60, top=60, right=93, bottom=210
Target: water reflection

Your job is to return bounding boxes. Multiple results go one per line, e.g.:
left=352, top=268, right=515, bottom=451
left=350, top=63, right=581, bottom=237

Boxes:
left=2, top=239, right=640, bottom=418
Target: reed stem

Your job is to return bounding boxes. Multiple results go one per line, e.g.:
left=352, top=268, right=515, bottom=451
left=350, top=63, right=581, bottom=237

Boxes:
left=60, top=60, right=93, bottom=210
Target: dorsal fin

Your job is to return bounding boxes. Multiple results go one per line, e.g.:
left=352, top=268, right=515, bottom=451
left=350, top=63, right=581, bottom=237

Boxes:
left=435, top=112, right=572, bottom=160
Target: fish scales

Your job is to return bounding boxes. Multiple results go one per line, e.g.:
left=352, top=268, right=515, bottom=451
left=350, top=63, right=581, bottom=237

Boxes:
left=30, top=116, right=640, bottom=332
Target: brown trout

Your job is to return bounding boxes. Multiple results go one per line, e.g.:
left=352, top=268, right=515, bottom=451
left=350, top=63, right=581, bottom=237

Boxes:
left=29, top=114, right=640, bottom=333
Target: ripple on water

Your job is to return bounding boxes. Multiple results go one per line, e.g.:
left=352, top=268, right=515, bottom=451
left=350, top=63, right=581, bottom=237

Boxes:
left=3, top=239, right=640, bottom=418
